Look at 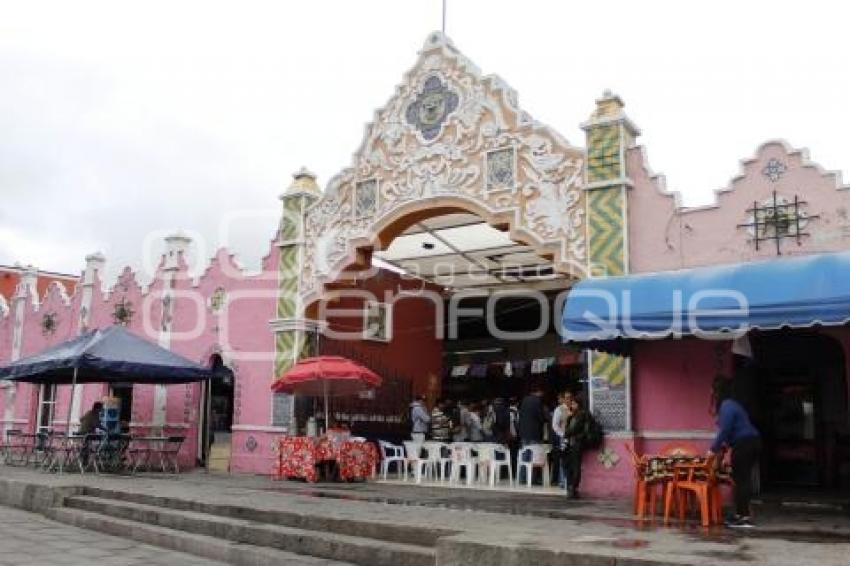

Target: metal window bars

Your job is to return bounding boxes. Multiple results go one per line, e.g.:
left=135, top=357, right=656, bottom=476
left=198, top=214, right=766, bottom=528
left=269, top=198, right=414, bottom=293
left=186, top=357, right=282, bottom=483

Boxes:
left=737, top=191, right=819, bottom=255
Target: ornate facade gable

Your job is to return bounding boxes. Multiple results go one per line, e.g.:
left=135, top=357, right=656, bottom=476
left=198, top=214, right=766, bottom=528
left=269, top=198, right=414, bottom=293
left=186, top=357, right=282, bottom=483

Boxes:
left=300, top=32, right=586, bottom=307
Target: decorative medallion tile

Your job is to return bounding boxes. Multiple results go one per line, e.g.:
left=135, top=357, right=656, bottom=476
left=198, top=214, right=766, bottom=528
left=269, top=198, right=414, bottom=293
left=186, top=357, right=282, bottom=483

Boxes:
left=405, top=75, right=459, bottom=141
left=597, top=446, right=620, bottom=469
left=355, top=180, right=378, bottom=219
left=487, top=147, right=515, bottom=190
left=762, top=158, right=787, bottom=182
left=41, top=312, right=57, bottom=336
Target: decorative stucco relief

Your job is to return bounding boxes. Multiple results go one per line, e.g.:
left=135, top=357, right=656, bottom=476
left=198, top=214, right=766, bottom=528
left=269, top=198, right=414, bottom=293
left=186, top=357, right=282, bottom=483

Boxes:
left=300, top=33, right=586, bottom=306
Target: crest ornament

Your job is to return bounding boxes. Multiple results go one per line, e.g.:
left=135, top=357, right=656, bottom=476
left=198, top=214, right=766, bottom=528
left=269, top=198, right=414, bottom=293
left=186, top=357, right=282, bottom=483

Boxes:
left=41, top=312, right=57, bottom=336
left=405, top=75, right=459, bottom=141
left=762, top=158, right=787, bottom=182
left=210, top=287, right=226, bottom=313
left=112, top=297, right=134, bottom=326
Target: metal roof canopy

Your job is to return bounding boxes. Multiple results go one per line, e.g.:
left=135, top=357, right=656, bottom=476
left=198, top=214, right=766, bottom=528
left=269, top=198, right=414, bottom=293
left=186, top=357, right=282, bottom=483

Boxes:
left=374, top=212, right=571, bottom=291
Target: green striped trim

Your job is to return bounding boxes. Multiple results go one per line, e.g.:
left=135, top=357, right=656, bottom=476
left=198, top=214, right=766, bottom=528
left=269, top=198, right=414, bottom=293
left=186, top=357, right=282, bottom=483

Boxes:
left=587, top=187, right=625, bottom=276
left=586, top=124, right=621, bottom=183
left=590, top=351, right=626, bottom=388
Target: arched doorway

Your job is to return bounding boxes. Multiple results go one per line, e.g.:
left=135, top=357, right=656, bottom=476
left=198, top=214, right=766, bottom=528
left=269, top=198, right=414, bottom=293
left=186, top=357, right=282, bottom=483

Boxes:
left=199, top=353, right=235, bottom=471
left=309, top=206, right=584, bottom=444
left=741, top=330, right=849, bottom=491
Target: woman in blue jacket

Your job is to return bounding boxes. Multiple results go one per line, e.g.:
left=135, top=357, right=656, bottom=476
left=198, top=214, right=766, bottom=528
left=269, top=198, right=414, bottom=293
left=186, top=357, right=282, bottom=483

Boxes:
left=708, top=376, right=761, bottom=528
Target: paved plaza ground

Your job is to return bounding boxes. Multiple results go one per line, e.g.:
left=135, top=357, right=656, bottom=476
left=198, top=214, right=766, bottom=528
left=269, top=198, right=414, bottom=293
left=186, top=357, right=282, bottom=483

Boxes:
left=1, top=465, right=849, bottom=565
left=0, top=505, right=223, bottom=566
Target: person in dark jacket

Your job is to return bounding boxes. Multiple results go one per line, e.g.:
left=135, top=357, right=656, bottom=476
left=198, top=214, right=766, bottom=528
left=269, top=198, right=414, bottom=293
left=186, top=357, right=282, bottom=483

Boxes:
left=562, top=394, right=588, bottom=499
left=708, top=376, right=761, bottom=528
left=517, top=387, right=548, bottom=484
left=518, top=387, right=546, bottom=444
left=491, top=397, right=511, bottom=445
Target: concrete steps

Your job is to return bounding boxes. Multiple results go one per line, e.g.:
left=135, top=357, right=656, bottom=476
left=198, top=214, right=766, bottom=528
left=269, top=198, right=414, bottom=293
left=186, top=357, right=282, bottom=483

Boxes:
left=46, top=506, right=350, bottom=566
left=53, top=493, right=437, bottom=566
left=81, top=486, right=452, bottom=547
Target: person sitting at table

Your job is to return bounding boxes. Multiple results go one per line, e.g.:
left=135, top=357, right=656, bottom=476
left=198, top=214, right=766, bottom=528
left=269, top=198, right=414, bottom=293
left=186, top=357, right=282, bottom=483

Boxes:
left=77, top=401, right=105, bottom=468
left=78, top=402, right=105, bottom=435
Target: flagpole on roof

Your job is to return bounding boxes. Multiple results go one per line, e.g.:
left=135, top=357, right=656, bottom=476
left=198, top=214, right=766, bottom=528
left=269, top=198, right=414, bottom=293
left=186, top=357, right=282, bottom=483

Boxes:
left=442, top=0, right=447, bottom=34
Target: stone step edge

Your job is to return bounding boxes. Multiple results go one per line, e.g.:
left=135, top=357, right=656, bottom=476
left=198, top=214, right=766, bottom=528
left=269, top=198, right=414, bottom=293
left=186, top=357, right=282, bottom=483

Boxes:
left=81, top=485, right=452, bottom=547
left=64, top=495, right=436, bottom=566
left=46, top=506, right=354, bottom=566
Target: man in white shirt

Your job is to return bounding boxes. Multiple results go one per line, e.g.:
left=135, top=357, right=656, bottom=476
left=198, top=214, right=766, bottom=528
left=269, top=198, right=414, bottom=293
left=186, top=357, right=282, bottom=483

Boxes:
left=551, top=391, right=573, bottom=488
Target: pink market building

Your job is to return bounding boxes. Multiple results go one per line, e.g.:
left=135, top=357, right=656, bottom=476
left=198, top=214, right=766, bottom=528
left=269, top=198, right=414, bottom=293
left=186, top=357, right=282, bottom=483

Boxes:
left=2, top=32, right=849, bottom=496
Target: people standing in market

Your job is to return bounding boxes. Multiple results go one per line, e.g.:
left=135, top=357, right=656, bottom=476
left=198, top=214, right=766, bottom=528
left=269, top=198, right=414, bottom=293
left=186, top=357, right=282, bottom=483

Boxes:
left=491, top=397, right=512, bottom=446
left=517, top=386, right=548, bottom=484
left=454, top=401, right=471, bottom=441
left=467, top=403, right=485, bottom=442
left=551, top=391, right=573, bottom=488
left=409, top=395, right=430, bottom=443
left=508, top=397, right=520, bottom=472
left=562, top=393, right=588, bottom=499
left=708, top=376, right=761, bottom=528
left=430, top=399, right=454, bottom=442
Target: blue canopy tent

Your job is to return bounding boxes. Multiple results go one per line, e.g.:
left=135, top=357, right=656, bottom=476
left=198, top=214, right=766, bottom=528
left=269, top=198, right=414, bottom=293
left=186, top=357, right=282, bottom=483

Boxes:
left=561, top=251, right=850, bottom=353
left=0, top=325, right=213, bottom=434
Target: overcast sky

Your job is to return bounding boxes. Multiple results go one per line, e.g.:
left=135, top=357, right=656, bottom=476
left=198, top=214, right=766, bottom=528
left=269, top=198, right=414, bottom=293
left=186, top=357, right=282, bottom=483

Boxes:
left=2, top=0, right=848, bottom=285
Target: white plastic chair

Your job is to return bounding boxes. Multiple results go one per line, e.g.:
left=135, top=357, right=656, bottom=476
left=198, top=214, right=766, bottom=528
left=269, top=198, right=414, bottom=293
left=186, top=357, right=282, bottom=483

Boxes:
left=449, top=443, right=478, bottom=486
left=422, top=441, right=452, bottom=481
left=518, top=444, right=550, bottom=488
left=473, top=443, right=500, bottom=485
left=478, top=443, right=513, bottom=487
left=378, top=440, right=406, bottom=480
left=403, top=441, right=425, bottom=482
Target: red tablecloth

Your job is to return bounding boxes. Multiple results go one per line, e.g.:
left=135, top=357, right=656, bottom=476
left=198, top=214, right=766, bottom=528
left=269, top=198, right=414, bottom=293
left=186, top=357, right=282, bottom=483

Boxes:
left=274, top=436, right=378, bottom=482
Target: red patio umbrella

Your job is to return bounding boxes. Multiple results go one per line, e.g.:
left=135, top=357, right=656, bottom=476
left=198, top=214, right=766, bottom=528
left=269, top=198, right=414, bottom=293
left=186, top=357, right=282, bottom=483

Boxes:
left=271, top=356, right=382, bottom=430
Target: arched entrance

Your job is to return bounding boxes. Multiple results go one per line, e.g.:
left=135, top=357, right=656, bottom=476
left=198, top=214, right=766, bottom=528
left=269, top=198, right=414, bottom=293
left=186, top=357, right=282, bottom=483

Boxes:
left=272, top=33, right=632, bottom=442
left=740, top=331, right=849, bottom=491
left=308, top=203, right=585, bottom=444
left=199, top=353, right=235, bottom=471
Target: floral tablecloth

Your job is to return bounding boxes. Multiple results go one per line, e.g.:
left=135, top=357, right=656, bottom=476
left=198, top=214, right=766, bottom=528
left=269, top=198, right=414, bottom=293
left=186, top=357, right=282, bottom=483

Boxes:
left=274, top=436, right=378, bottom=482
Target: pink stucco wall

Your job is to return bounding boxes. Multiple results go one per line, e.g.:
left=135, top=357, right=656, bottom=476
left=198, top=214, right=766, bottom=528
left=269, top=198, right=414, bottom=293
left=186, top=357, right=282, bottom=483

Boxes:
left=0, top=242, right=283, bottom=473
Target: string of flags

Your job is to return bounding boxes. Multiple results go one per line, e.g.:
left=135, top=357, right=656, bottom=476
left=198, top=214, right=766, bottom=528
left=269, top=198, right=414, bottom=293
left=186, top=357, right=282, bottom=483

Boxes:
left=446, top=352, right=581, bottom=379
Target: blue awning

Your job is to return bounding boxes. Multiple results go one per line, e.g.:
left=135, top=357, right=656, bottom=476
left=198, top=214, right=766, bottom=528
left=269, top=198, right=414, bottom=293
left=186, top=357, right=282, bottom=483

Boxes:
left=561, top=251, right=850, bottom=349
left=0, top=325, right=213, bottom=384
